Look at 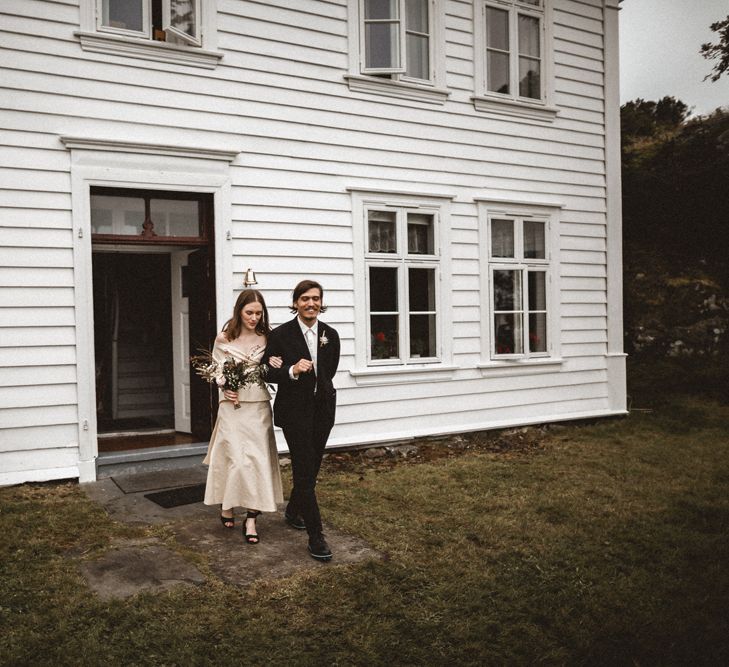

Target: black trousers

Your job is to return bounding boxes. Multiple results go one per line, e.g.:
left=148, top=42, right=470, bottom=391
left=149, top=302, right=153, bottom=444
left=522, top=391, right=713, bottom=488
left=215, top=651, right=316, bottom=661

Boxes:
left=282, top=395, right=333, bottom=539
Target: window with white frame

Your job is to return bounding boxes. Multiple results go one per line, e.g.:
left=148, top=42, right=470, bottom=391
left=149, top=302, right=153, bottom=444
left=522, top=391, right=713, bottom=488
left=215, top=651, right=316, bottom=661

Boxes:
left=488, top=214, right=551, bottom=358
left=77, top=0, right=220, bottom=68
left=473, top=0, right=555, bottom=119
left=362, top=0, right=431, bottom=81
left=485, top=0, right=543, bottom=99
left=97, top=0, right=201, bottom=45
left=366, top=206, right=440, bottom=364
left=346, top=0, right=448, bottom=103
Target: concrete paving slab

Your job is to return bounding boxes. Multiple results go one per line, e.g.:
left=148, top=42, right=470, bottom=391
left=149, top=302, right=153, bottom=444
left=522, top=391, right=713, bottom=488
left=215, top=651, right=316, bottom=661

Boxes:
left=81, top=467, right=382, bottom=590
left=79, top=540, right=206, bottom=600
left=111, top=466, right=208, bottom=493
left=172, top=513, right=381, bottom=586
left=83, top=477, right=214, bottom=525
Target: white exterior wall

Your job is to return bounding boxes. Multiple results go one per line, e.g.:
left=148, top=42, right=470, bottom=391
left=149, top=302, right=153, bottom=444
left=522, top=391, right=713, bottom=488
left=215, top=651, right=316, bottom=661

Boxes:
left=0, top=0, right=626, bottom=485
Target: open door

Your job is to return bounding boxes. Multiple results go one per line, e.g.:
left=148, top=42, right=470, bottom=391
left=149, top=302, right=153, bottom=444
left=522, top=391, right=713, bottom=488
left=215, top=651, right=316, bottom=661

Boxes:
left=171, top=250, right=192, bottom=433
left=188, top=247, right=218, bottom=441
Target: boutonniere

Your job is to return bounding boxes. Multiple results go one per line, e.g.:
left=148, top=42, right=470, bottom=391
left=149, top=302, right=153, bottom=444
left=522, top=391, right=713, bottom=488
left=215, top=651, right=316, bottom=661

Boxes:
left=319, top=333, right=329, bottom=347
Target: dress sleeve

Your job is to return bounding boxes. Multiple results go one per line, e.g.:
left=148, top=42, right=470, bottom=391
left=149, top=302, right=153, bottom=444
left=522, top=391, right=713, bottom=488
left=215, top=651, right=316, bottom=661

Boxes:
left=211, top=336, right=228, bottom=386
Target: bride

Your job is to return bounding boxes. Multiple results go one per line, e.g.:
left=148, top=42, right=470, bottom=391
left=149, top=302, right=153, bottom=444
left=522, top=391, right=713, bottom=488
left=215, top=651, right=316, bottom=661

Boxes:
left=203, top=289, right=283, bottom=544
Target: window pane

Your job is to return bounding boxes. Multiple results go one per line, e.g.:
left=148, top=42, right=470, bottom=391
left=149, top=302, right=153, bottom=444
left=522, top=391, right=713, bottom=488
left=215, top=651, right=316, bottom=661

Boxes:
left=170, top=0, right=197, bottom=39
left=524, top=220, right=545, bottom=259
left=406, top=33, right=429, bottom=79
left=371, top=314, right=399, bottom=359
left=529, top=312, right=547, bottom=352
left=369, top=266, right=398, bottom=312
left=102, top=0, right=144, bottom=31
left=493, top=269, right=521, bottom=311
left=406, top=0, right=428, bottom=33
left=528, top=270, right=546, bottom=310
left=91, top=195, right=145, bottom=235
left=486, top=7, right=509, bottom=51
left=407, top=213, right=434, bottom=254
left=487, top=51, right=510, bottom=94
left=365, top=0, right=398, bottom=20
left=519, top=57, right=541, bottom=98
left=518, top=15, right=540, bottom=57
left=368, top=210, right=397, bottom=253
left=494, top=313, right=523, bottom=355
left=491, top=219, right=514, bottom=257
left=410, top=314, right=436, bottom=357
left=150, top=199, right=200, bottom=236
left=90, top=208, right=113, bottom=234
left=366, top=22, right=400, bottom=69
left=519, top=0, right=542, bottom=7
left=409, top=268, right=435, bottom=311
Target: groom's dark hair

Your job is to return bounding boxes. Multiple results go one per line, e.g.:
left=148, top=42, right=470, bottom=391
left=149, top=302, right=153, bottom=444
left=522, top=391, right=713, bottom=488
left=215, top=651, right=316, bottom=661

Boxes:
left=290, top=279, right=328, bottom=314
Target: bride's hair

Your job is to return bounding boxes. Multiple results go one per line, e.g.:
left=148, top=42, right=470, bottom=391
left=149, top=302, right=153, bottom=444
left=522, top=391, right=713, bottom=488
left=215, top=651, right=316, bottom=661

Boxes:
left=223, top=289, right=271, bottom=340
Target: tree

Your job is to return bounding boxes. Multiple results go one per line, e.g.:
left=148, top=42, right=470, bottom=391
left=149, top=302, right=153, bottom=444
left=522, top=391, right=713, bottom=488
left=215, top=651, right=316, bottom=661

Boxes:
left=701, top=15, right=729, bottom=82
left=620, top=96, right=689, bottom=147
left=621, top=103, right=729, bottom=371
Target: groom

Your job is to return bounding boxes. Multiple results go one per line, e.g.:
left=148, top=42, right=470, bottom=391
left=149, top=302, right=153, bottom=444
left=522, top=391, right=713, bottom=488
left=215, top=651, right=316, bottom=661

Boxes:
left=263, top=279, right=340, bottom=561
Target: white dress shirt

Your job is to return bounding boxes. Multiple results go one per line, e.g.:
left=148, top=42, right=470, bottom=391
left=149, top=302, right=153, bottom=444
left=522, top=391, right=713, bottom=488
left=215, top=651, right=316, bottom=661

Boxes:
left=289, top=318, right=318, bottom=380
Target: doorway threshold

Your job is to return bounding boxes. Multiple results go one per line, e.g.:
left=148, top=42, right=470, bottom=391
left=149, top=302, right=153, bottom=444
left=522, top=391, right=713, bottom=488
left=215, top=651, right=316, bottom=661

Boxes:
left=99, top=428, right=175, bottom=439
left=98, top=430, right=200, bottom=454
left=97, top=441, right=208, bottom=479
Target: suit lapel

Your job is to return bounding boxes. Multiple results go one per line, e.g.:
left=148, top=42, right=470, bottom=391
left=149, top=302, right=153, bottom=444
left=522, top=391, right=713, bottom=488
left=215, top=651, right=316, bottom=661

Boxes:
left=317, top=322, right=332, bottom=371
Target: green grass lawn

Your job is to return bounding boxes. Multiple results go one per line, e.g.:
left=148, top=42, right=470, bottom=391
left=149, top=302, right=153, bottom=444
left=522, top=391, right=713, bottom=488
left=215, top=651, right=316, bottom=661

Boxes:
left=2, top=380, right=728, bottom=665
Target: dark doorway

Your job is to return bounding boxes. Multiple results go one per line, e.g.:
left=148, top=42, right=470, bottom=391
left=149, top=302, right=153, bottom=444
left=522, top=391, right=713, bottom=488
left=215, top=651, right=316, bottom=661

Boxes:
left=89, top=186, right=217, bottom=453
left=93, top=253, right=174, bottom=434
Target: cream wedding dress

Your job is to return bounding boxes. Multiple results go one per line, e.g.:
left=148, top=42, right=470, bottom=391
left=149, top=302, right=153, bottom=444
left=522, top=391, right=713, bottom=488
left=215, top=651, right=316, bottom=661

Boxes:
left=203, top=337, right=283, bottom=512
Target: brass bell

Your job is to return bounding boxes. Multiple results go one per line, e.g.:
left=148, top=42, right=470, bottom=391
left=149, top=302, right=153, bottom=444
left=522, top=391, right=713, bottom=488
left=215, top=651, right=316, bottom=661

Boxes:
left=243, top=268, right=258, bottom=287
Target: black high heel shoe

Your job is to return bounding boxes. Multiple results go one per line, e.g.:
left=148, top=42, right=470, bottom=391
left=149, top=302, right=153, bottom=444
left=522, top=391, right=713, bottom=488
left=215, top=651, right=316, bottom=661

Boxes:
left=244, top=510, right=261, bottom=544
left=220, top=512, right=235, bottom=529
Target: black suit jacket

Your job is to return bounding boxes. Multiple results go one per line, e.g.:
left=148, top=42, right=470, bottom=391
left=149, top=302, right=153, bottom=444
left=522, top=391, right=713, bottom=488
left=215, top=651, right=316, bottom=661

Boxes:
left=263, top=317, right=340, bottom=433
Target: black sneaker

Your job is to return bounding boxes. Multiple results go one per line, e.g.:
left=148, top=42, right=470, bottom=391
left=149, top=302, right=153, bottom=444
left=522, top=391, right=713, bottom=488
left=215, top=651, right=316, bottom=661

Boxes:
left=284, top=511, right=306, bottom=530
left=308, top=534, right=333, bottom=562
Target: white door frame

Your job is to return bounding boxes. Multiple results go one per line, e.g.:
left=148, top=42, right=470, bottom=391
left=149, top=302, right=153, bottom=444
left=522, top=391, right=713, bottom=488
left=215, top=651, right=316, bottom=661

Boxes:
left=65, top=138, right=238, bottom=482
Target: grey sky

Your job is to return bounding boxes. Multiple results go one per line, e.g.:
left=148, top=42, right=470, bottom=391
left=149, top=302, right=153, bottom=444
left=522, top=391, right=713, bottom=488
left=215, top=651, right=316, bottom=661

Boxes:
left=619, top=0, right=729, bottom=116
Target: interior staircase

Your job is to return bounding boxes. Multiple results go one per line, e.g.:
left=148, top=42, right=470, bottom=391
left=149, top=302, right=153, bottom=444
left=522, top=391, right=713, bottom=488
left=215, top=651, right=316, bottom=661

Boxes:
left=113, top=335, right=173, bottom=426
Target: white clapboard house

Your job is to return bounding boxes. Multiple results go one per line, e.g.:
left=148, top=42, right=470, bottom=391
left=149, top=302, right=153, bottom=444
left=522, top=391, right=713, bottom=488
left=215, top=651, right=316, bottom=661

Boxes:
left=0, top=0, right=626, bottom=485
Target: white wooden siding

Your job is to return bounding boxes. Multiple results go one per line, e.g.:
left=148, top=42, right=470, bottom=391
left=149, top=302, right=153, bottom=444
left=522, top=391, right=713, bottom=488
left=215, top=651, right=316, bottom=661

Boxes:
left=0, top=0, right=623, bottom=484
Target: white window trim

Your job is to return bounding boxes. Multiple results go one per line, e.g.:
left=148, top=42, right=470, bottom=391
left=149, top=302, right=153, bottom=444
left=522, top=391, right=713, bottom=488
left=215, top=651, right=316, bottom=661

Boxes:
left=345, top=0, right=449, bottom=105
left=472, top=0, right=557, bottom=121
left=477, top=198, right=562, bottom=373
left=63, top=135, right=238, bottom=482
left=77, top=0, right=222, bottom=69
left=349, top=188, right=454, bottom=385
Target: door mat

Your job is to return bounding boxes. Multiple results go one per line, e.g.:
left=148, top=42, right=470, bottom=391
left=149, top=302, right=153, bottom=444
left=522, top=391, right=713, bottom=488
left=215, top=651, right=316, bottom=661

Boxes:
left=144, top=483, right=206, bottom=508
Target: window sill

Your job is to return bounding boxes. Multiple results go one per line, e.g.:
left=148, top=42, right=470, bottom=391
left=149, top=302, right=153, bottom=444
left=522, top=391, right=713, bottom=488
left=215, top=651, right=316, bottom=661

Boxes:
left=75, top=31, right=223, bottom=69
left=349, top=364, right=458, bottom=386
left=471, top=95, right=558, bottom=122
left=345, top=75, right=450, bottom=105
left=477, top=358, right=563, bottom=377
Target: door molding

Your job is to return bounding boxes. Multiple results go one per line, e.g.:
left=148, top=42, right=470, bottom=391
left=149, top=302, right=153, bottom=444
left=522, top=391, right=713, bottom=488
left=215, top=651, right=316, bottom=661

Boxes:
left=68, top=142, right=236, bottom=482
